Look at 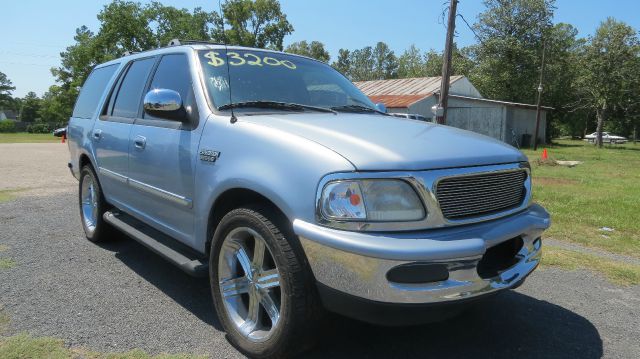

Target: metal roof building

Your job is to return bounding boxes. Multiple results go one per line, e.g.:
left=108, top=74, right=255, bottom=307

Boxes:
left=355, top=76, right=551, bottom=146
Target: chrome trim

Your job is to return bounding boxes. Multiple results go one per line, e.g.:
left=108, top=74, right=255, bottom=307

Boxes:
left=297, top=204, right=550, bottom=304
left=129, top=178, right=193, bottom=208
left=315, top=162, right=532, bottom=232
left=143, top=88, right=182, bottom=113
left=434, top=168, right=529, bottom=222
left=97, top=167, right=192, bottom=208
left=301, top=234, right=541, bottom=304
left=98, top=167, right=128, bottom=183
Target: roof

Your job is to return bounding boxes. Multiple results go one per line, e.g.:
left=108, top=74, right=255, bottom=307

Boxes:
left=355, top=76, right=464, bottom=108
left=97, top=43, right=325, bottom=69
left=355, top=76, right=553, bottom=111
left=367, top=95, right=428, bottom=108
left=0, top=110, right=17, bottom=119
left=447, top=94, right=554, bottom=111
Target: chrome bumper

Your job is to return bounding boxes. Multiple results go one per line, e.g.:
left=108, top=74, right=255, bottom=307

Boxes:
left=294, top=204, right=550, bottom=304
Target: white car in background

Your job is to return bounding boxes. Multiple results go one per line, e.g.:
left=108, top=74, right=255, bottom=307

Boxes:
left=584, top=132, right=627, bottom=144
left=390, top=112, right=430, bottom=122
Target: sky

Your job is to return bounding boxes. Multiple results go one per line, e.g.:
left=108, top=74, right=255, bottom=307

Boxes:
left=1, top=0, right=640, bottom=97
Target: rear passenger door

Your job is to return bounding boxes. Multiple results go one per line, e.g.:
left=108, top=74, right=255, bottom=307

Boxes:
left=93, top=57, right=156, bottom=207
left=126, top=53, right=202, bottom=245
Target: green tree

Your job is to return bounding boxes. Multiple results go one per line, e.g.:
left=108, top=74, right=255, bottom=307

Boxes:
left=146, top=3, right=215, bottom=45
left=423, top=46, right=476, bottom=78
left=348, top=46, right=375, bottom=81
left=575, top=18, right=640, bottom=147
left=346, top=42, right=398, bottom=81
left=285, top=40, right=330, bottom=63
left=0, top=71, right=15, bottom=110
left=372, top=42, right=398, bottom=80
left=96, top=0, right=155, bottom=54
left=39, top=85, right=75, bottom=124
left=331, top=49, right=351, bottom=76
left=214, top=0, right=293, bottom=50
left=397, top=44, right=425, bottom=78
left=470, top=0, right=555, bottom=103
left=19, top=92, right=41, bottom=122
left=541, top=23, right=585, bottom=138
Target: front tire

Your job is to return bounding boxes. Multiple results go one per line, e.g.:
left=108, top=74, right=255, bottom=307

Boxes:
left=210, top=206, right=321, bottom=358
left=78, top=165, right=113, bottom=242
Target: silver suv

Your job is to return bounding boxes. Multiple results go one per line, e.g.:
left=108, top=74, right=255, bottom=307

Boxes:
left=67, top=42, right=550, bottom=358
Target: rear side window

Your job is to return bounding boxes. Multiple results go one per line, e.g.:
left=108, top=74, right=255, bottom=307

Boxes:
left=112, top=57, right=155, bottom=118
left=72, top=64, right=118, bottom=119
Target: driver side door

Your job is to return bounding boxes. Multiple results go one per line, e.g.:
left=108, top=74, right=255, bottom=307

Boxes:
left=126, top=53, right=203, bottom=246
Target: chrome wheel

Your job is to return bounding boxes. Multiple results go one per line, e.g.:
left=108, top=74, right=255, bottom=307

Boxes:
left=80, top=173, right=98, bottom=236
left=218, top=227, right=281, bottom=342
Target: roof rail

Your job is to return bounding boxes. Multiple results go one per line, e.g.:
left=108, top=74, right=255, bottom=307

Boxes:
left=167, top=39, right=224, bottom=47
left=123, top=51, right=138, bottom=56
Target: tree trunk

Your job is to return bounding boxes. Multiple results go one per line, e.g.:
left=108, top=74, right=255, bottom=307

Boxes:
left=595, top=104, right=606, bottom=148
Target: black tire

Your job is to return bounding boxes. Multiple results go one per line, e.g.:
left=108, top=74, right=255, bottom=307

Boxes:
left=209, top=205, right=322, bottom=359
left=78, top=165, right=113, bottom=242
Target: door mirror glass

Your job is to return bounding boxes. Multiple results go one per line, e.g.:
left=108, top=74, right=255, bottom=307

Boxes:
left=375, top=102, right=387, bottom=113
left=143, top=89, right=186, bottom=121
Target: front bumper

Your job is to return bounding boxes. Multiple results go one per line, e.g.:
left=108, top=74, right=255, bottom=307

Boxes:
left=294, top=204, right=550, bottom=306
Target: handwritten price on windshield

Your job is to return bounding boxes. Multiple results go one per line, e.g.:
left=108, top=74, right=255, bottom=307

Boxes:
left=204, top=51, right=297, bottom=69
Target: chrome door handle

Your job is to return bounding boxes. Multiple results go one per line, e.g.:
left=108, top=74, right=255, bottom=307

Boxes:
left=92, top=129, right=102, bottom=140
left=133, top=135, right=146, bottom=149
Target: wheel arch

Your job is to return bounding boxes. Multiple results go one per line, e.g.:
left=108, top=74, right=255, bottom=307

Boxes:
left=206, top=187, right=294, bottom=256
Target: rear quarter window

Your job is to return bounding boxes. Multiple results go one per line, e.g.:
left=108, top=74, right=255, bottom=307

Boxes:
left=72, top=64, right=119, bottom=119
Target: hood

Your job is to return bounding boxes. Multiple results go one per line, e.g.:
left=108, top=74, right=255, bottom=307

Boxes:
left=239, top=113, right=527, bottom=171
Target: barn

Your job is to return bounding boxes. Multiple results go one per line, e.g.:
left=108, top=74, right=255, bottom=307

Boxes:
left=355, top=76, right=552, bottom=146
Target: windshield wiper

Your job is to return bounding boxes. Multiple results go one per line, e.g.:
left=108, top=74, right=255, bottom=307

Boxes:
left=330, top=104, right=387, bottom=115
left=219, top=101, right=336, bottom=114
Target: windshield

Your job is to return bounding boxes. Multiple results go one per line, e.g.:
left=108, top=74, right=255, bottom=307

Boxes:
left=198, top=49, right=376, bottom=111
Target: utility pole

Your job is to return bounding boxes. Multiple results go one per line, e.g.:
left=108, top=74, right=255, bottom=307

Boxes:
left=532, top=40, right=546, bottom=150
left=435, top=0, right=458, bottom=125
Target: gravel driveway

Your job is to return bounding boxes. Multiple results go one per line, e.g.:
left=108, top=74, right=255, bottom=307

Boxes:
left=1, top=142, right=638, bottom=358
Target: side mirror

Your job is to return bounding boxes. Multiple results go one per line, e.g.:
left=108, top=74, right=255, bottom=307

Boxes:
left=374, top=102, right=387, bottom=113
left=143, top=89, right=186, bottom=121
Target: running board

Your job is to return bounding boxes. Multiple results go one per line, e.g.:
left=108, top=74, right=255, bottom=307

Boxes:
left=103, top=210, right=208, bottom=277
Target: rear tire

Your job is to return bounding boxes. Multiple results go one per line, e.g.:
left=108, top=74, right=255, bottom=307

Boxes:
left=210, top=205, right=321, bottom=358
left=78, top=165, right=113, bottom=242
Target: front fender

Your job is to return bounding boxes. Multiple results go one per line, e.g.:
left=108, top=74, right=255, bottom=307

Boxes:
left=192, top=116, right=355, bottom=253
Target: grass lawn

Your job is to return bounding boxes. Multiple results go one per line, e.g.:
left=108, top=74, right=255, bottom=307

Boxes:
left=0, top=333, right=206, bottom=359
left=541, top=246, right=640, bottom=286
left=0, top=133, right=59, bottom=143
left=521, top=139, right=640, bottom=258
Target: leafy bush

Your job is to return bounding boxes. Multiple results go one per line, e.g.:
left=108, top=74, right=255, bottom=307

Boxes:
left=26, top=123, right=52, bottom=133
left=0, top=120, right=17, bottom=133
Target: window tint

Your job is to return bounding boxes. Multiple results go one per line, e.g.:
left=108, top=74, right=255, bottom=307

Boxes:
left=112, top=57, right=155, bottom=118
left=149, top=54, right=192, bottom=100
left=72, top=64, right=118, bottom=119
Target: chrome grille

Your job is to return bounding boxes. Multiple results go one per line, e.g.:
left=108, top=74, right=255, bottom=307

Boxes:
left=436, top=170, right=527, bottom=220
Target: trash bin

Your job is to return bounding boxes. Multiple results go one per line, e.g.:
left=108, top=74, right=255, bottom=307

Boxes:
left=521, top=134, right=532, bottom=148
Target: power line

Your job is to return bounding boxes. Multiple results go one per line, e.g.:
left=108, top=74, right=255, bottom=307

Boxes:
left=457, top=13, right=485, bottom=46
left=0, top=51, right=60, bottom=59
left=0, top=61, right=58, bottom=68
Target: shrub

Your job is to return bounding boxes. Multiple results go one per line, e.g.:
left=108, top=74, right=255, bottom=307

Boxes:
left=26, top=123, right=52, bottom=133
left=0, top=120, right=17, bottom=133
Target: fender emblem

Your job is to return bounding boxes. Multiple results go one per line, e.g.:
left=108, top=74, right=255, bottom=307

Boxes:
left=199, top=149, right=221, bottom=163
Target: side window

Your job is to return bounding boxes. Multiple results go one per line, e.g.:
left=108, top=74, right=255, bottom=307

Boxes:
left=112, top=57, right=155, bottom=118
left=145, top=54, right=193, bottom=119
left=72, top=64, right=118, bottom=119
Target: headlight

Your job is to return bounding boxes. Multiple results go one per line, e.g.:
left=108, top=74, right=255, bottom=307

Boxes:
left=320, top=179, right=425, bottom=222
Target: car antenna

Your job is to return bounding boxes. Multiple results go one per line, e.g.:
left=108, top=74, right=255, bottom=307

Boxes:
left=218, top=0, right=237, bottom=124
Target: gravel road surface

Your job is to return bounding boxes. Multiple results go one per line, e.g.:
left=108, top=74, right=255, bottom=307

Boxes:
left=1, top=143, right=638, bottom=358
